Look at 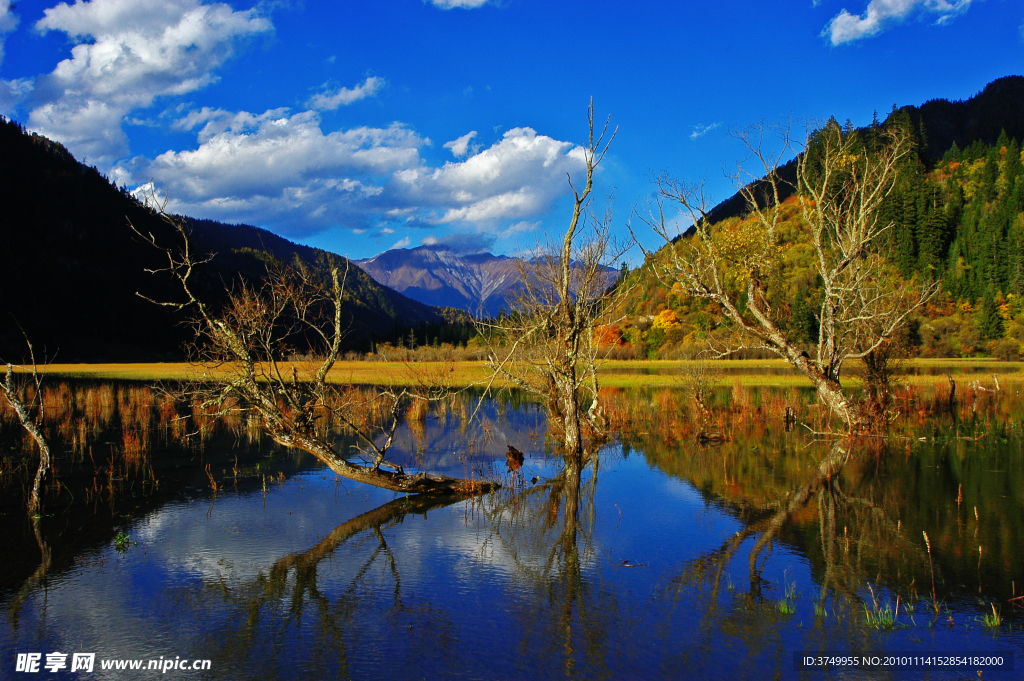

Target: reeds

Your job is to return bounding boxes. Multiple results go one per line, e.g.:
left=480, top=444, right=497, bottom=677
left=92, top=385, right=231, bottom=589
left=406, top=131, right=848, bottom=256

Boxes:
left=0, top=379, right=290, bottom=507
left=861, top=602, right=900, bottom=630
left=923, top=531, right=939, bottom=615
left=776, top=580, right=798, bottom=615
left=979, top=603, right=1002, bottom=628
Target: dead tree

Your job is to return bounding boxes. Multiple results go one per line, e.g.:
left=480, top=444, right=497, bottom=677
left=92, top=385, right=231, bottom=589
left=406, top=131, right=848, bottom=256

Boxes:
left=638, top=120, right=937, bottom=432
left=130, top=198, right=496, bottom=496
left=480, top=102, right=624, bottom=473
left=1, top=341, right=52, bottom=515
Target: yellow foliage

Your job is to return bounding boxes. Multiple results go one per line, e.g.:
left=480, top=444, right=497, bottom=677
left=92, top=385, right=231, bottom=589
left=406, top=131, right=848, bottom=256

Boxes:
left=712, top=215, right=782, bottom=278
left=653, top=309, right=681, bottom=330
left=837, top=152, right=861, bottom=169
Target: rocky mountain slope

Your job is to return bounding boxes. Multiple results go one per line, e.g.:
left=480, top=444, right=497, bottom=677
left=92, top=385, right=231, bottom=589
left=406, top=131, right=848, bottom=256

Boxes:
left=355, top=246, right=523, bottom=318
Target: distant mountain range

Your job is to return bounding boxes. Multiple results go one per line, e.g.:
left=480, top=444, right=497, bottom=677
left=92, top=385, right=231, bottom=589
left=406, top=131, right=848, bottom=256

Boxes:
left=0, top=118, right=449, bottom=362
left=355, top=246, right=522, bottom=318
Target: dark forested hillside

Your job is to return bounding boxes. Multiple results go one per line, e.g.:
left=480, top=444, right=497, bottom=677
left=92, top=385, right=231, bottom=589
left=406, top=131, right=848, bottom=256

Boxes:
left=904, top=75, right=1024, bottom=163
left=0, top=117, right=446, bottom=362
left=703, top=76, right=1024, bottom=227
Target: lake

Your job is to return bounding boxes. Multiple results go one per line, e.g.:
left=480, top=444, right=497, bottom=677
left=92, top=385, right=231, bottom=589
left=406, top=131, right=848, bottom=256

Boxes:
left=1, top=380, right=1022, bottom=679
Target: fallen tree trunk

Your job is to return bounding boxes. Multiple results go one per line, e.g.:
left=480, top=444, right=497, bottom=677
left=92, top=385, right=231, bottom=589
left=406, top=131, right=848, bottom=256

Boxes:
left=277, top=431, right=497, bottom=494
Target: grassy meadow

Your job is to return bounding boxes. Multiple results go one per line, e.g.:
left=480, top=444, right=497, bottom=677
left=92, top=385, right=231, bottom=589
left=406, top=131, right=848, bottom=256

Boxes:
left=9, top=357, right=1022, bottom=389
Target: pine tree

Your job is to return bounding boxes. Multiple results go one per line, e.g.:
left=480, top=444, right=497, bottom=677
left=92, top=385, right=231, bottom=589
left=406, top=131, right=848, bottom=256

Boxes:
left=917, top=187, right=949, bottom=272
left=1005, top=138, right=1022, bottom=192
left=942, top=140, right=961, bottom=164
left=1008, top=222, right=1024, bottom=296
left=996, top=129, right=1010, bottom=153
left=790, top=296, right=819, bottom=343
left=981, top=146, right=1000, bottom=202
left=895, top=188, right=918, bottom=274
left=978, top=287, right=1004, bottom=340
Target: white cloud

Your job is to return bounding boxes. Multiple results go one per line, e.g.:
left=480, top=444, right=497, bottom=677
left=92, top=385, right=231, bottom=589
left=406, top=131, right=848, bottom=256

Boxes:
left=392, top=236, right=412, bottom=248
left=443, top=130, right=478, bottom=158
left=824, top=0, right=972, bottom=45
left=172, top=106, right=232, bottom=131
left=172, top=106, right=291, bottom=142
left=0, top=0, right=23, bottom=115
left=26, top=0, right=271, bottom=163
left=117, top=108, right=421, bottom=232
left=501, top=220, right=540, bottom=238
left=0, top=0, right=18, bottom=66
left=308, top=76, right=385, bottom=111
left=690, top=122, right=720, bottom=140
left=393, top=126, right=588, bottom=225
left=429, top=0, right=490, bottom=9
left=380, top=227, right=395, bottom=234
left=0, top=77, right=32, bottom=116
left=119, top=116, right=587, bottom=239
left=420, top=231, right=496, bottom=253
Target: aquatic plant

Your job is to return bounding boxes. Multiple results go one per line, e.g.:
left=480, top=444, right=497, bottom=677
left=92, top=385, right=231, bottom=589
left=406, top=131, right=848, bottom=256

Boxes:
left=978, top=604, right=1002, bottom=629
left=777, top=580, right=798, bottom=615
left=862, top=602, right=899, bottom=630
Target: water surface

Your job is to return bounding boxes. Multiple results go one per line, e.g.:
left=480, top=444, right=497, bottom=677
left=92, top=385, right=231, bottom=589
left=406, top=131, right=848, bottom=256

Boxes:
left=2, top=383, right=1022, bottom=679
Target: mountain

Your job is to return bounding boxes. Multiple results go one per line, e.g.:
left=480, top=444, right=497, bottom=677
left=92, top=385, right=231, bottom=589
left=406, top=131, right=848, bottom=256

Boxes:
left=0, top=117, right=447, bottom=362
left=905, top=75, right=1024, bottom=162
left=355, top=246, right=523, bottom=318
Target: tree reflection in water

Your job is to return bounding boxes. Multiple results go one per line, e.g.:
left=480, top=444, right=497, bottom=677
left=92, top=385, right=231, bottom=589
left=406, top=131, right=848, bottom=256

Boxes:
left=188, top=453, right=620, bottom=678
left=4, top=383, right=1024, bottom=678
left=185, top=494, right=469, bottom=678
left=8, top=516, right=50, bottom=623
left=484, top=458, right=613, bottom=678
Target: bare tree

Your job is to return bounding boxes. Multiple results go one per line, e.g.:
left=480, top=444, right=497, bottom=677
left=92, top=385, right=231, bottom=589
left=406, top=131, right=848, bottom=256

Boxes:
left=638, top=120, right=937, bottom=431
left=1, top=340, right=52, bottom=515
left=481, top=103, right=623, bottom=473
left=130, top=198, right=496, bottom=496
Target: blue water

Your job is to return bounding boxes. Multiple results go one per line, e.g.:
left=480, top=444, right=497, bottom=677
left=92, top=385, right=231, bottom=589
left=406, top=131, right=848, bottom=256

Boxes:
left=2, top=393, right=1023, bottom=679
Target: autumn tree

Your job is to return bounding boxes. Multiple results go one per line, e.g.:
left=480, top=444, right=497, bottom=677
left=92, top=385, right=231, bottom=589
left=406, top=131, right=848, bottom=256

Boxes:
left=639, top=120, right=937, bottom=431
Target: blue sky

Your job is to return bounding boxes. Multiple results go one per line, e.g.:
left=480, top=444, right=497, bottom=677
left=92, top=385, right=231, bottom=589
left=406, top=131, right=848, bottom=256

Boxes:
left=1, top=0, right=1022, bottom=262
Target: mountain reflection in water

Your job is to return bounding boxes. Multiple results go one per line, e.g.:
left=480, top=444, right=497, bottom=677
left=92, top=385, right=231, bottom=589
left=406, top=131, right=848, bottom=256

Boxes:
left=1, top=382, right=1023, bottom=679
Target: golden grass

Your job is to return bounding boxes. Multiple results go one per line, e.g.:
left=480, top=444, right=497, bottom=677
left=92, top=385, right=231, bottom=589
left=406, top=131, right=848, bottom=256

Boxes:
left=12, top=358, right=1022, bottom=389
